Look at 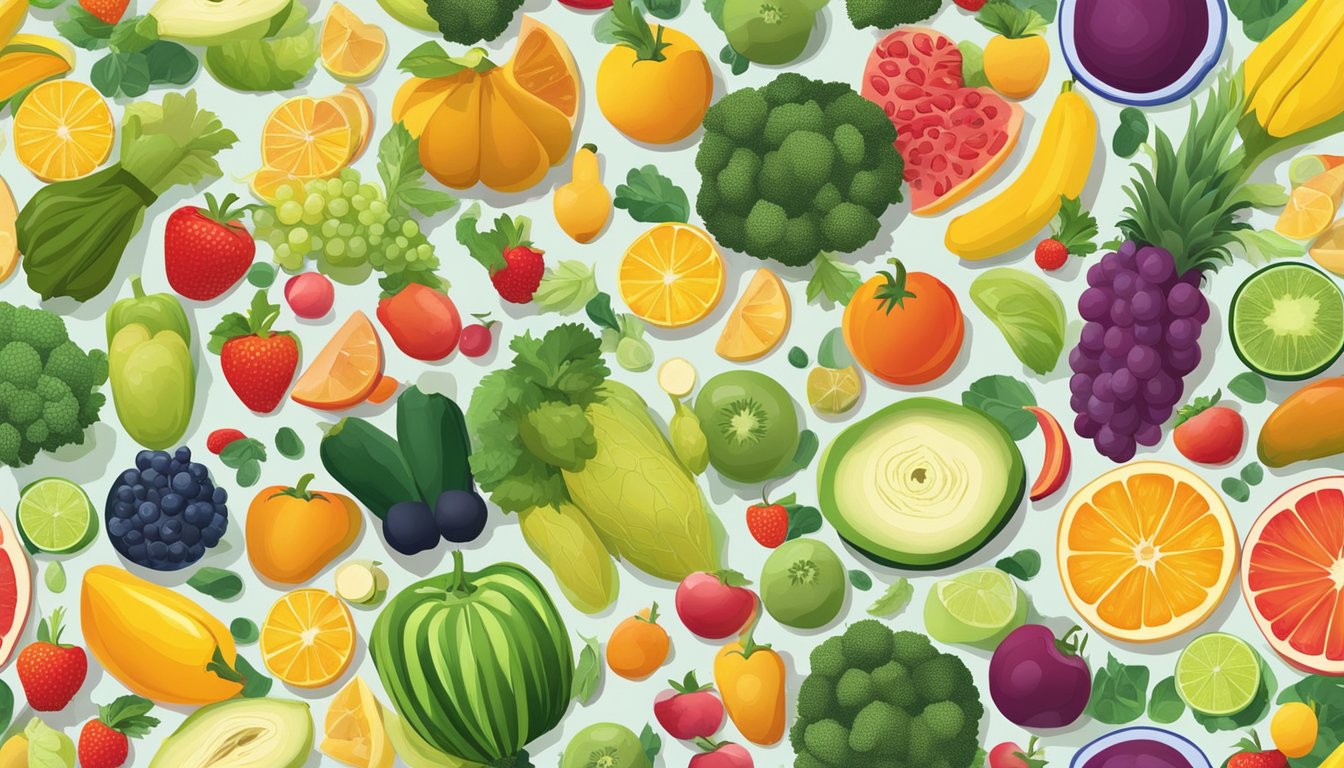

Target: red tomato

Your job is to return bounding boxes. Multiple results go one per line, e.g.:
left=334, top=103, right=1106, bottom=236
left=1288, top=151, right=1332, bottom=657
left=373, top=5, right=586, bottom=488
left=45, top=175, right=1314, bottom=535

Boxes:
left=376, top=283, right=462, bottom=361
left=842, top=259, right=964, bottom=385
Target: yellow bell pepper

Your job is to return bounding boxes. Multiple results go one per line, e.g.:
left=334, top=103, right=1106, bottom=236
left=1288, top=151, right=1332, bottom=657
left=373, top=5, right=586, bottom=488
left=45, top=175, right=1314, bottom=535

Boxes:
left=713, top=627, right=786, bottom=746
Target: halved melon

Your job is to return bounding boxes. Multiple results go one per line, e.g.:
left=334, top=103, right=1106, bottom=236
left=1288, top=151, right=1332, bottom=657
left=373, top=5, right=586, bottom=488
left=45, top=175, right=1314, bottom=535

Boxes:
left=1242, top=476, right=1344, bottom=675
left=0, top=509, right=31, bottom=668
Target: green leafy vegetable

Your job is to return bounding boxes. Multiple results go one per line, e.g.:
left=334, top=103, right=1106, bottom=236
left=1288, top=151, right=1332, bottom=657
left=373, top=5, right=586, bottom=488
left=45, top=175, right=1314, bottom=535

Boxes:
left=958, top=41, right=988, bottom=88
left=976, top=1, right=1048, bottom=38
left=203, top=1, right=317, bottom=91
left=1147, top=676, right=1185, bottom=724
left=995, top=549, right=1041, bottom=581
left=776, top=493, right=822, bottom=541
left=534, top=261, right=599, bottom=315
left=24, top=718, right=76, bottom=768
left=187, top=567, right=244, bottom=600
left=970, top=268, right=1067, bottom=375
left=572, top=635, right=602, bottom=705
left=378, top=123, right=458, bottom=218
left=219, top=436, right=267, bottom=469
left=0, top=681, right=12, bottom=735
left=274, top=427, right=304, bottom=459
left=1230, top=0, right=1308, bottom=41
left=848, top=570, right=873, bottom=591
left=807, top=252, right=863, bottom=306
left=614, top=166, right=690, bottom=223
left=1229, top=371, right=1268, bottom=403
left=55, top=9, right=199, bottom=98
left=1050, top=196, right=1100, bottom=257
left=718, top=44, right=749, bottom=75
left=230, top=618, right=259, bottom=645
left=1113, top=107, right=1150, bottom=158
left=868, top=578, right=913, bottom=617
left=962, top=375, right=1038, bottom=441
left=1086, top=654, right=1150, bottom=724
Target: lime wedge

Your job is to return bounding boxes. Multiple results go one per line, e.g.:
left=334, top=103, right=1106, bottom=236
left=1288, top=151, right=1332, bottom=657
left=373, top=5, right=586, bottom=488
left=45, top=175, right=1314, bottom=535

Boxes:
left=1175, top=632, right=1261, bottom=717
left=923, top=568, right=1026, bottom=648
left=1231, top=262, right=1344, bottom=380
left=807, top=366, right=862, bottom=415
left=18, top=477, right=97, bottom=555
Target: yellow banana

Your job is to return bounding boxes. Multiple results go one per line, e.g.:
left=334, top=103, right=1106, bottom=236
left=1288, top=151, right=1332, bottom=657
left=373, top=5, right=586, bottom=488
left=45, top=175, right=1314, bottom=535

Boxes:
left=1245, top=0, right=1344, bottom=137
left=0, top=0, right=26, bottom=48
left=81, top=565, right=244, bottom=705
left=945, top=81, right=1096, bottom=261
left=1323, top=739, right=1344, bottom=768
left=1244, top=0, right=1328, bottom=96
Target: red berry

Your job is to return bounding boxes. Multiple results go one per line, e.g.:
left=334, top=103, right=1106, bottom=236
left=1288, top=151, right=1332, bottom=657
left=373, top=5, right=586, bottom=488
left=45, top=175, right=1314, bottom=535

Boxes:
left=16, top=610, right=86, bottom=712
left=284, top=273, right=334, bottom=319
left=954, top=0, right=989, bottom=9
left=490, top=246, right=546, bottom=304
left=164, top=194, right=256, bottom=302
left=460, top=322, right=496, bottom=358
left=1034, top=239, right=1069, bottom=271
left=1173, top=405, right=1245, bottom=465
left=78, top=721, right=130, bottom=768
left=207, top=428, right=248, bottom=454
left=745, top=504, right=789, bottom=548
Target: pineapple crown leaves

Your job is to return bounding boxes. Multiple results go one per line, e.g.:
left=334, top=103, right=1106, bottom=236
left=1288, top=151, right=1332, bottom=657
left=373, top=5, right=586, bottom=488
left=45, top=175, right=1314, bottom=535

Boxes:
left=1051, top=196, right=1099, bottom=257
left=1118, top=72, right=1252, bottom=277
left=207, top=290, right=294, bottom=354
left=36, top=607, right=70, bottom=647
left=97, top=695, right=160, bottom=738
left=873, top=258, right=918, bottom=314
left=976, top=1, right=1048, bottom=38
left=1174, top=389, right=1221, bottom=427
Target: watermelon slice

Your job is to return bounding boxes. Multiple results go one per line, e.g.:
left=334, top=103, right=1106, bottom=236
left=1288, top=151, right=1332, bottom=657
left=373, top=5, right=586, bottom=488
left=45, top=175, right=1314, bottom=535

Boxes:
left=1242, top=476, right=1344, bottom=675
left=0, top=510, right=30, bottom=668
left=861, top=28, right=1023, bottom=217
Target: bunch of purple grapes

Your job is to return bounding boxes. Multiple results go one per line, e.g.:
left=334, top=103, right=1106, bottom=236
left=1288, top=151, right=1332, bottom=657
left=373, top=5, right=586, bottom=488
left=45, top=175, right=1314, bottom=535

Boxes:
left=1068, top=242, right=1211, bottom=462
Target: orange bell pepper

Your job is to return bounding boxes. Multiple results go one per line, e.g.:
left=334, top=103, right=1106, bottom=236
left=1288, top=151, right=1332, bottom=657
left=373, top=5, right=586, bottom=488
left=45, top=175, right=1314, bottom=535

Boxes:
left=713, top=626, right=786, bottom=746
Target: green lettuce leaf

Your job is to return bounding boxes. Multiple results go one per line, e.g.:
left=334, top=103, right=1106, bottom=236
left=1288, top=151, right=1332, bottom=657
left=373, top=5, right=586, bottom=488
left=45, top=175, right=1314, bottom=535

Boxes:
left=203, top=3, right=317, bottom=92
left=969, top=267, right=1066, bottom=375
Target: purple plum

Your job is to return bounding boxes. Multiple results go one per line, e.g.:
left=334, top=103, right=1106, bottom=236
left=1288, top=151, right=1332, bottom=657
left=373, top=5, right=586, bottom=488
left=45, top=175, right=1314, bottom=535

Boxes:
left=988, top=624, right=1092, bottom=728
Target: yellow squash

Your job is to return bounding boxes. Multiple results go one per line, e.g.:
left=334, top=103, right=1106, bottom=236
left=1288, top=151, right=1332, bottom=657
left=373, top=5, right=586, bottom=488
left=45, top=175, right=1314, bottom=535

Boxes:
left=945, top=80, right=1096, bottom=260
left=1244, top=0, right=1344, bottom=138
left=81, top=565, right=244, bottom=705
left=552, top=144, right=610, bottom=243
left=246, top=474, right=361, bottom=584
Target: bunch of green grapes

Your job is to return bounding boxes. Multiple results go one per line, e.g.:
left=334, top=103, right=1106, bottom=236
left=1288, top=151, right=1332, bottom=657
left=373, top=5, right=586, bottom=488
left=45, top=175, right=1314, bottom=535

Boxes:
left=251, top=168, right=439, bottom=285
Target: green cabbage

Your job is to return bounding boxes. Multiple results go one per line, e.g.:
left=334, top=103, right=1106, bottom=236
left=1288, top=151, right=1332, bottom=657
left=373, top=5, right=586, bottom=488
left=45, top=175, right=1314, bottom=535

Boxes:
left=969, top=268, right=1066, bottom=375
left=203, top=2, right=316, bottom=92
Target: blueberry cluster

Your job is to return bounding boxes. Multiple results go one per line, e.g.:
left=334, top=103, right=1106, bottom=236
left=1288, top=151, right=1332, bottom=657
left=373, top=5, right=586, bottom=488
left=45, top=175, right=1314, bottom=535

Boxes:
left=105, top=447, right=228, bottom=570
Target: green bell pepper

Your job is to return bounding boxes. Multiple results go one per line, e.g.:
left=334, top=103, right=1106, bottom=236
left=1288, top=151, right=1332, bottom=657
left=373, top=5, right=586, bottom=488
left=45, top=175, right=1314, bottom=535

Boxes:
left=107, top=276, right=195, bottom=449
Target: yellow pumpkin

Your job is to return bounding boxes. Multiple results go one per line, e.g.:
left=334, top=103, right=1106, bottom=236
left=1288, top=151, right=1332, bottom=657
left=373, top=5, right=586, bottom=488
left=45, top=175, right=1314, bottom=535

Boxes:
left=394, top=17, right=579, bottom=193
left=246, top=473, right=361, bottom=584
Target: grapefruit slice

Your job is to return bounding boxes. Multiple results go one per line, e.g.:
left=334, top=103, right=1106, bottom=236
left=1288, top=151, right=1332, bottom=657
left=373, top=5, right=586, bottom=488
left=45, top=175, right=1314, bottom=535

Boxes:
left=1242, top=476, right=1344, bottom=674
left=860, top=27, right=1023, bottom=217
left=291, top=311, right=383, bottom=410
left=0, top=509, right=31, bottom=668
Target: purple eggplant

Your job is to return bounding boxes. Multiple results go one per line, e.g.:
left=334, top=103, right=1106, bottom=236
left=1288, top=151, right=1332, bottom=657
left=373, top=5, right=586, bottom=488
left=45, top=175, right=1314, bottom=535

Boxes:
left=989, top=624, right=1092, bottom=728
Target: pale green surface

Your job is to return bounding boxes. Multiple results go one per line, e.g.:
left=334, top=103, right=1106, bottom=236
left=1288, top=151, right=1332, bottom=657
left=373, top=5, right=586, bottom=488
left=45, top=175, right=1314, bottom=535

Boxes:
left=0, top=1, right=1341, bottom=766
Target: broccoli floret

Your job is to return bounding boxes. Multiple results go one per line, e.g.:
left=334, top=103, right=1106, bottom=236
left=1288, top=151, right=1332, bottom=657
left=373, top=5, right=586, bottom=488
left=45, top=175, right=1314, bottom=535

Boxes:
left=813, top=183, right=843, bottom=214
left=745, top=201, right=789, bottom=252
left=0, top=304, right=13, bottom=347
left=777, top=214, right=824, bottom=266
left=794, top=752, right=829, bottom=768
left=850, top=700, right=908, bottom=754
left=765, top=101, right=827, bottom=148
left=842, top=620, right=894, bottom=671
left=822, top=202, right=881, bottom=252
left=780, top=131, right=836, bottom=192
left=872, top=660, right=918, bottom=709
left=827, top=90, right=899, bottom=143
left=424, top=0, right=524, bottom=45
left=43, top=342, right=94, bottom=396
left=12, top=306, right=67, bottom=359
left=810, top=636, right=847, bottom=678
left=0, top=343, right=42, bottom=390
left=804, top=721, right=853, bottom=766
left=78, top=391, right=106, bottom=430
left=763, top=72, right=814, bottom=107
left=8, top=391, right=41, bottom=428
left=835, top=668, right=876, bottom=710
left=906, top=716, right=933, bottom=763
left=797, top=674, right=835, bottom=722
left=922, top=701, right=965, bottom=740
left=718, top=149, right=763, bottom=212
left=913, top=654, right=970, bottom=704
left=714, top=88, right=770, bottom=145
left=25, top=420, right=48, bottom=447
left=891, top=630, right=937, bottom=666
left=42, top=394, right=80, bottom=437
left=0, top=424, right=17, bottom=465
left=846, top=0, right=944, bottom=30
left=696, top=132, right=736, bottom=177
left=834, top=123, right=866, bottom=166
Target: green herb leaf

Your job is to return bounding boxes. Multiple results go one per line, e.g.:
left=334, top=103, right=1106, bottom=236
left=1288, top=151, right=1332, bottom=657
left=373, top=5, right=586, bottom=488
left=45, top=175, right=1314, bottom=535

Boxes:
left=639, top=724, right=662, bottom=763
left=807, top=252, right=862, bottom=306
left=230, top=618, right=259, bottom=645
left=958, top=41, right=988, bottom=88
left=1113, top=107, right=1150, bottom=158
left=237, top=459, right=262, bottom=488
left=187, top=567, right=243, bottom=600
left=783, top=504, right=822, bottom=541
left=788, top=347, right=809, bottom=368
left=143, top=41, right=198, bottom=85
left=245, top=262, right=276, bottom=288
left=396, top=42, right=494, bottom=78
left=1053, top=197, right=1099, bottom=257
left=535, top=261, right=599, bottom=315
left=962, top=375, right=1038, bottom=440
left=995, top=549, right=1041, bottom=581
left=1241, top=462, right=1264, bottom=486
left=1229, top=371, right=1268, bottom=403
left=976, top=1, right=1048, bottom=38
left=234, top=653, right=273, bottom=698
left=644, top=0, right=682, bottom=19
left=868, top=578, right=913, bottom=617
left=108, top=15, right=157, bottom=54
left=848, top=570, right=873, bottom=591
left=378, top=123, right=457, bottom=217
left=91, top=51, right=151, bottom=97
left=1085, top=654, right=1150, bottom=724
left=1147, top=676, right=1186, bottom=724
left=456, top=203, right=528, bottom=274
left=220, top=437, right=267, bottom=469
left=585, top=292, right=622, bottom=332
left=1230, top=0, right=1308, bottom=41
left=43, top=561, right=66, bottom=594
left=1004, top=0, right=1057, bottom=21
left=1236, top=182, right=1291, bottom=209
left=1222, top=477, right=1251, bottom=503
left=573, top=635, right=602, bottom=705
left=0, top=681, right=12, bottom=735
left=274, top=427, right=304, bottom=459
left=99, top=695, right=158, bottom=737
left=55, top=6, right=113, bottom=50
left=614, top=166, right=690, bottom=223
left=817, top=328, right=856, bottom=369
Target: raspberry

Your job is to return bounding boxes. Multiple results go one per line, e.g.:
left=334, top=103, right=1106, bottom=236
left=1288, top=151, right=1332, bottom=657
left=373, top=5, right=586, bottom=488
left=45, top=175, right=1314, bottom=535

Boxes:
left=1034, top=239, right=1069, bottom=271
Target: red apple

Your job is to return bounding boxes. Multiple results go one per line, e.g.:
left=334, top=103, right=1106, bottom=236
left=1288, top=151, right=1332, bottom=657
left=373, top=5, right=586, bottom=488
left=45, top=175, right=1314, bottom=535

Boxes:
left=689, top=739, right=753, bottom=768
left=675, top=571, right=757, bottom=639
left=653, top=671, right=724, bottom=740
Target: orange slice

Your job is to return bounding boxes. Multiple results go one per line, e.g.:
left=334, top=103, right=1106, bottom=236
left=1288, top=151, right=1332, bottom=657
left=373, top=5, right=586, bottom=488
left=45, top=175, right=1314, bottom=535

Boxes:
left=326, top=86, right=373, bottom=162
left=248, top=168, right=312, bottom=203
left=12, top=80, right=113, bottom=182
left=291, top=311, right=384, bottom=410
left=261, top=589, right=355, bottom=689
left=1278, top=165, right=1344, bottom=241
left=261, top=96, right=355, bottom=178
left=716, top=268, right=790, bottom=361
left=0, top=176, right=16, bottom=283
left=0, top=35, right=75, bottom=103
left=321, top=676, right=394, bottom=768
left=619, top=223, right=726, bottom=328
left=320, top=3, right=386, bottom=84
left=1310, top=218, right=1344, bottom=276
left=1058, top=461, right=1238, bottom=643
left=502, top=16, right=579, bottom=123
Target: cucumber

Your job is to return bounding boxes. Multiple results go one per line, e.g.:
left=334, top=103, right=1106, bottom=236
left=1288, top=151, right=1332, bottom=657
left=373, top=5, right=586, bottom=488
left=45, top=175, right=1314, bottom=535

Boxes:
left=320, top=418, right=419, bottom=520
left=396, top=386, right=473, bottom=504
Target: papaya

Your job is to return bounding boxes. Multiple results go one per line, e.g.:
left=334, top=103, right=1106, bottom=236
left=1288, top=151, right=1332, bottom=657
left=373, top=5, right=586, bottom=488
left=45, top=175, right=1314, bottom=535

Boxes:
left=1258, top=377, right=1344, bottom=467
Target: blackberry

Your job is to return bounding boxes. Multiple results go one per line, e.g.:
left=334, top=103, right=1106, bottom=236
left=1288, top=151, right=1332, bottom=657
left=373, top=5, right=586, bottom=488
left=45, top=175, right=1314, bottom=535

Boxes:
left=105, top=446, right=227, bottom=570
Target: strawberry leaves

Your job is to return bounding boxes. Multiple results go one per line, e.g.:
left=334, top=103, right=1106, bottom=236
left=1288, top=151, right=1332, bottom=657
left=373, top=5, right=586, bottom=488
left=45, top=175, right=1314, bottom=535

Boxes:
left=1175, top=389, right=1221, bottom=427
left=456, top=203, right=534, bottom=275
left=1050, top=196, right=1099, bottom=257
left=98, top=695, right=159, bottom=737
left=208, top=290, right=293, bottom=354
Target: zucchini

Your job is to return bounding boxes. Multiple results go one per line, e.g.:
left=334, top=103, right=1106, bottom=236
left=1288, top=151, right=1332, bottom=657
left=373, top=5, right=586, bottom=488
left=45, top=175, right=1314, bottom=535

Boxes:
left=320, top=417, right=418, bottom=520
left=396, top=386, right=473, bottom=504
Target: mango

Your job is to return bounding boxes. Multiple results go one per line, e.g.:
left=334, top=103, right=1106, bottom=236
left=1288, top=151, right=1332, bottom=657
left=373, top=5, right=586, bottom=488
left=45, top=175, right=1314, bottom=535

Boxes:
left=1258, top=377, right=1344, bottom=467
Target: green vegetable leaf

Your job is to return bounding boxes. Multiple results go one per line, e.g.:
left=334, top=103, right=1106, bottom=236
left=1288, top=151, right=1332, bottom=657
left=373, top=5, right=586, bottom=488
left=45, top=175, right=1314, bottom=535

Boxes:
left=1192, top=655, right=1274, bottom=732
left=91, top=51, right=152, bottom=97
left=644, top=0, right=682, bottom=19
left=24, top=718, right=76, bottom=768
left=187, top=567, right=244, bottom=600
left=807, top=252, right=862, bottom=306
left=456, top=203, right=529, bottom=274
left=962, top=375, right=1038, bottom=440
left=605, top=0, right=670, bottom=61
left=572, top=635, right=602, bottom=705
left=995, top=549, right=1041, bottom=581
left=783, top=504, right=822, bottom=541
left=1230, top=0, right=1308, bottom=41
left=639, top=724, right=661, bottom=763
left=396, top=42, right=495, bottom=78
left=1228, top=371, right=1268, bottom=403
left=1147, top=676, right=1186, bottom=724
left=976, top=1, right=1048, bottom=38
left=1235, top=182, right=1291, bottom=210
left=585, top=292, right=622, bottom=332
left=99, top=695, right=158, bottom=737
left=788, top=347, right=808, bottom=368
left=718, top=43, right=749, bottom=75
left=704, top=0, right=725, bottom=27
left=109, top=15, right=157, bottom=54
left=970, top=268, right=1066, bottom=375
left=817, top=328, right=856, bottom=369
left=230, top=618, right=259, bottom=645
left=119, top=89, right=238, bottom=195
left=1278, top=675, right=1344, bottom=766
left=848, top=570, right=873, bottom=591
left=1235, top=228, right=1304, bottom=265
left=1053, top=197, right=1099, bottom=257
left=614, top=166, right=690, bottom=223
left=868, top=578, right=913, bottom=617
left=520, top=402, right=597, bottom=471
left=378, top=123, right=457, bottom=217
left=143, top=41, right=197, bottom=84
left=233, top=653, right=273, bottom=698
left=0, top=682, right=12, bottom=735
left=274, top=427, right=304, bottom=459
left=1241, top=462, right=1264, bottom=486
left=204, top=13, right=315, bottom=92
left=535, top=261, right=599, bottom=315
left=958, top=41, right=988, bottom=88
left=1222, top=477, right=1251, bottom=503
left=219, top=437, right=267, bottom=469
left=55, top=6, right=113, bottom=50
left=1086, top=654, right=1150, bottom=724
left=1003, top=0, right=1057, bottom=21
left=43, top=561, right=66, bottom=594
left=1112, top=107, right=1150, bottom=158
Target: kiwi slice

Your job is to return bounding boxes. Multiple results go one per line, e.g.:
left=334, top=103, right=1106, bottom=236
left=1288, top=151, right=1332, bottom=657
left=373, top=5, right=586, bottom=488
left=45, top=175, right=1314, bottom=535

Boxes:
left=1231, top=262, right=1344, bottom=380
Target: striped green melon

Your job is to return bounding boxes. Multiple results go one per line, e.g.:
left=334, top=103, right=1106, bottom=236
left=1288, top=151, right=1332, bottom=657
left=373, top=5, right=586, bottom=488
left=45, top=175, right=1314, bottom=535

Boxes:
left=371, top=551, right=573, bottom=765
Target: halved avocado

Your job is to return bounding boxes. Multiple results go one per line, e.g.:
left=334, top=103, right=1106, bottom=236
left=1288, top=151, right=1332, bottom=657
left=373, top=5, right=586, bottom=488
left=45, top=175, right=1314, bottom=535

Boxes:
left=148, top=0, right=292, bottom=46
left=149, top=698, right=313, bottom=768
left=817, top=397, right=1024, bottom=569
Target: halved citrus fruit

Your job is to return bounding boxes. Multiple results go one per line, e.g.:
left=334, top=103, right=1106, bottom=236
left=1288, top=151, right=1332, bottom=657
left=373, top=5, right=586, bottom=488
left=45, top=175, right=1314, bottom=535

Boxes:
left=321, top=3, right=386, bottom=84
left=1276, top=186, right=1336, bottom=240
left=260, top=588, right=356, bottom=689
left=619, top=223, right=725, bottom=328
left=1058, top=461, right=1238, bottom=643
left=1310, top=218, right=1344, bottom=277
left=0, top=509, right=32, bottom=668
left=326, top=86, right=373, bottom=161
left=321, top=676, right=393, bottom=768
left=1242, top=476, right=1344, bottom=674
left=807, top=366, right=862, bottom=415
left=261, top=96, right=355, bottom=179
left=716, top=268, right=790, bottom=361
left=13, top=80, right=113, bottom=182
left=291, top=311, right=383, bottom=410
left=0, top=176, right=16, bottom=283
left=248, top=167, right=312, bottom=203
left=503, top=16, right=579, bottom=122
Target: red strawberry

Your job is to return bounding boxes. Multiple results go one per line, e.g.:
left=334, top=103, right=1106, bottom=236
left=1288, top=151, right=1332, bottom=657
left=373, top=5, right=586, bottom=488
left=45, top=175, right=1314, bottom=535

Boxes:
left=78, top=695, right=159, bottom=768
left=1173, top=390, right=1245, bottom=465
left=206, top=428, right=247, bottom=454
left=1034, top=239, right=1068, bottom=271
left=79, top=0, right=130, bottom=24
left=1037, top=197, right=1099, bottom=271
left=209, top=290, right=299, bottom=413
left=458, top=205, right=544, bottom=304
left=16, top=609, right=87, bottom=712
left=165, top=193, right=256, bottom=302
left=746, top=499, right=788, bottom=548
left=1229, top=733, right=1288, bottom=768
left=953, top=0, right=989, bottom=9
left=491, top=245, right=546, bottom=304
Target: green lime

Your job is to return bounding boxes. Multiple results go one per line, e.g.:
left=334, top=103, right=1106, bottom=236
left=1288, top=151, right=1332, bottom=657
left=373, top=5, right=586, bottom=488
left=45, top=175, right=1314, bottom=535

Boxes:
left=923, top=568, right=1026, bottom=649
left=17, top=478, right=97, bottom=555
left=1175, top=632, right=1261, bottom=717
left=807, top=366, right=862, bottom=415
left=1230, top=262, right=1344, bottom=380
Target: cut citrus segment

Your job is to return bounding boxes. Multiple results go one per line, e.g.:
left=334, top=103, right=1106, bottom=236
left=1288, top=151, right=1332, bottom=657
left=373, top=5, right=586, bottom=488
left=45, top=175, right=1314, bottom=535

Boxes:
left=1242, top=476, right=1344, bottom=674
left=807, top=366, right=862, bottom=415
left=1310, top=218, right=1344, bottom=277
left=924, top=568, right=1027, bottom=648
left=326, top=86, right=373, bottom=161
left=248, top=167, right=312, bottom=203
left=321, top=3, right=386, bottom=84
left=321, top=676, right=393, bottom=768
left=716, top=268, right=790, bottom=361
left=12, top=79, right=113, bottom=182
left=1276, top=185, right=1335, bottom=240
left=261, top=96, right=355, bottom=178
left=0, top=176, right=15, bottom=283
left=1058, top=461, right=1238, bottom=643
left=503, top=16, right=579, bottom=121
left=260, top=588, right=356, bottom=689
left=619, top=223, right=725, bottom=328
left=291, top=311, right=384, bottom=410
left=17, top=477, right=95, bottom=555
left=1174, top=632, right=1261, bottom=716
